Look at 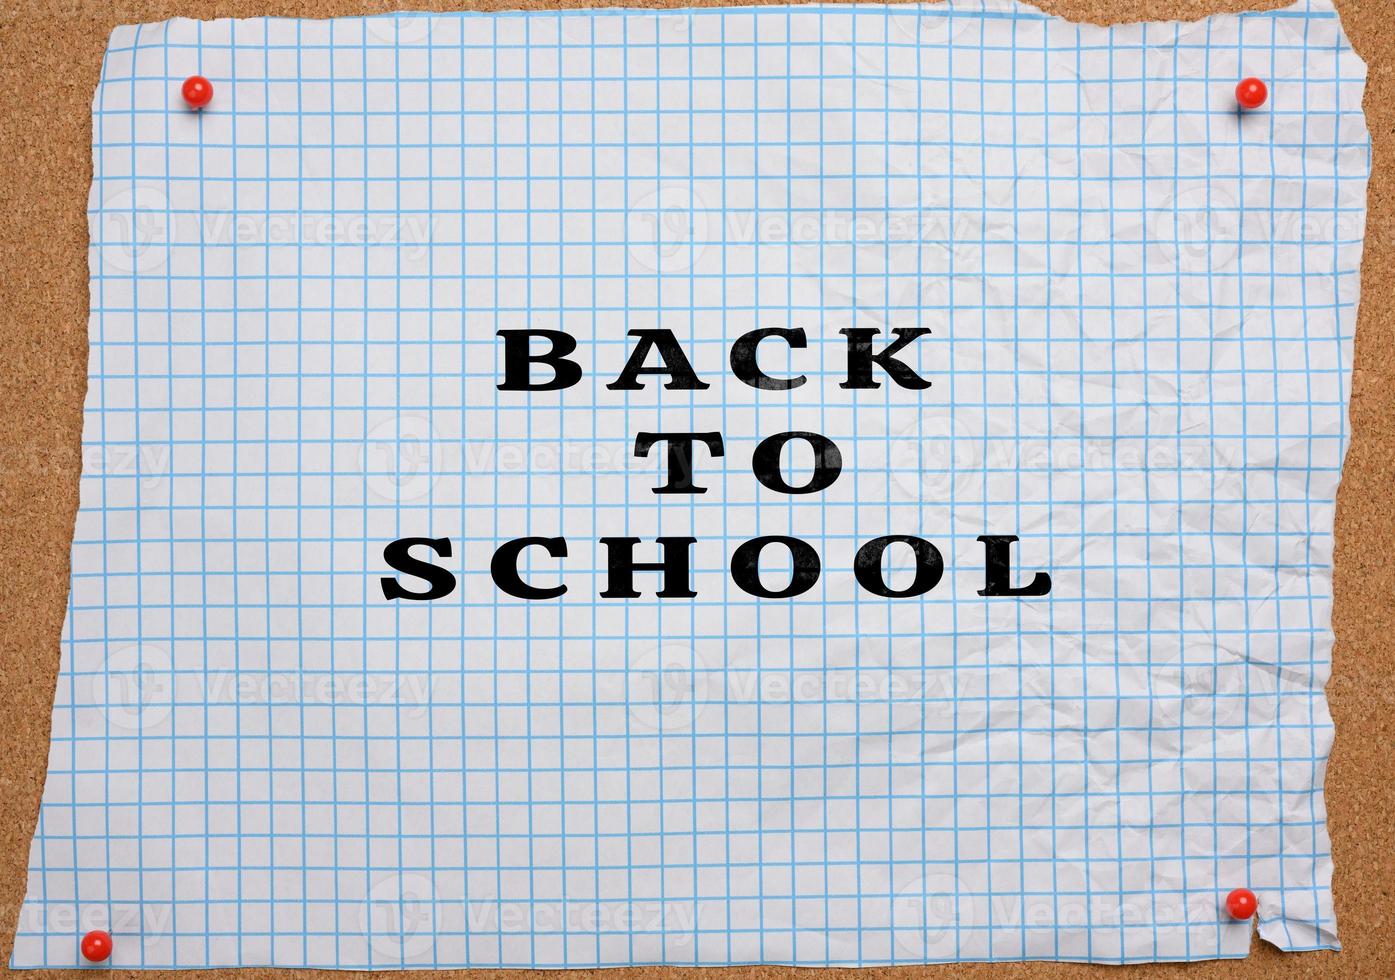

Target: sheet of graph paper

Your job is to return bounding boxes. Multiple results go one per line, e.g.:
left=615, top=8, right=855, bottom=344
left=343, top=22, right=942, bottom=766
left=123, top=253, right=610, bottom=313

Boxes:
left=12, top=0, right=1368, bottom=968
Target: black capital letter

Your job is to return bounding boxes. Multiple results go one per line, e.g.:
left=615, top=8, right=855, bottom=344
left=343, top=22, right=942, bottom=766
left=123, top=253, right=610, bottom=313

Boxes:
left=730, top=327, right=807, bottom=390
left=381, top=537, right=457, bottom=600
left=751, top=431, right=842, bottom=495
left=730, top=536, right=821, bottom=598
left=854, top=535, right=944, bottom=598
left=600, top=537, right=698, bottom=598
left=839, top=327, right=932, bottom=390
left=977, top=534, right=1052, bottom=596
left=491, top=536, right=569, bottom=599
left=607, top=330, right=709, bottom=390
left=634, top=432, right=725, bottom=494
left=497, top=330, right=583, bottom=391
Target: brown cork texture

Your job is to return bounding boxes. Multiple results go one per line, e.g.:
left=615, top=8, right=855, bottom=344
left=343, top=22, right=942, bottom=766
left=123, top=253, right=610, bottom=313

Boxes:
left=0, top=0, right=1390, bottom=977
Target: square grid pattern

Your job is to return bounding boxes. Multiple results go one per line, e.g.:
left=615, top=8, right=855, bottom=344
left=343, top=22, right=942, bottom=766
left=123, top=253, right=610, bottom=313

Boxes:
left=13, top=0, right=1368, bottom=967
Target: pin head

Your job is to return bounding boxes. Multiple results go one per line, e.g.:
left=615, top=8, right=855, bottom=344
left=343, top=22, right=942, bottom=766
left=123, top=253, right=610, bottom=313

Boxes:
left=1235, top=77, right=1268, bottom=110
left=181, top=75, right=213, bottom=110
left=1225, top=887, right=1258, bottom=919
left=80, top=930, right=113, bottom=963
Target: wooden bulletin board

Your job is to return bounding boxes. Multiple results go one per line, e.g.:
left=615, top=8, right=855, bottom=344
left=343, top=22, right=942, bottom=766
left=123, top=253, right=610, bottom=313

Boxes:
left=0, top=0, right=1390, bottom=976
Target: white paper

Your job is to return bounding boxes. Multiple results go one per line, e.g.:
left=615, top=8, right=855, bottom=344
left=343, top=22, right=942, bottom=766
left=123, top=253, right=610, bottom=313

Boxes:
left=13, top=0, right=1367, bottom=967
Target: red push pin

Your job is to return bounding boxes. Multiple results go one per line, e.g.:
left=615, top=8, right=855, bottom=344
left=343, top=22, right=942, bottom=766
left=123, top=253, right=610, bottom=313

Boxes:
left=181, top=75, right=214, bottom=110
left=80, top=929, right=113, bottom=963
left=1235, top=77, right=1268, bottom=110
left=1225, top=887, right=1258, bottom=919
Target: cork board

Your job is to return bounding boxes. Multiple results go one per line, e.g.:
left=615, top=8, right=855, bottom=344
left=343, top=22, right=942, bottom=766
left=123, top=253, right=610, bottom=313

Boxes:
left=0, top=0, right=1390, bottom=976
